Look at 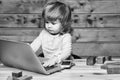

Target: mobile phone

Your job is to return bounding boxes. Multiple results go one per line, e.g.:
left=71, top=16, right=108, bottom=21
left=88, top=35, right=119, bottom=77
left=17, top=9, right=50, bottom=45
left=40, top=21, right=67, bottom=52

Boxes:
left=61, top=60, right=71, bottom=65
left=61, top=60, right=73, bottom=69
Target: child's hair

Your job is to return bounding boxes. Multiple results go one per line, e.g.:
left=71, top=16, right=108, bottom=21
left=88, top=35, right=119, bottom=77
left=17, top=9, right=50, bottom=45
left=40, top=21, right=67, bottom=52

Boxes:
left=42, top=1, right=73, bottom=35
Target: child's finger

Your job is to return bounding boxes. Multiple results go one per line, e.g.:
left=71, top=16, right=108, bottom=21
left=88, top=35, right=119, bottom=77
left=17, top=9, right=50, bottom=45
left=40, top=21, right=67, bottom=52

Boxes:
left=48, top=62, right=54, bottom=67
left=43, top=61, right=49, bottom=67
left=43, top=61, right=55, bottom=67
left=43, top=63, right=48, bottom=67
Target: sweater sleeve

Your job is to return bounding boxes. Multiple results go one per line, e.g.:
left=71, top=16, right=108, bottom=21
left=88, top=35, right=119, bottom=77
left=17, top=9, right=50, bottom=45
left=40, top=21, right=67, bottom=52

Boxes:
left=55, top=34, right=72, bottom=63
left=30, top=31, right=42, bottom=53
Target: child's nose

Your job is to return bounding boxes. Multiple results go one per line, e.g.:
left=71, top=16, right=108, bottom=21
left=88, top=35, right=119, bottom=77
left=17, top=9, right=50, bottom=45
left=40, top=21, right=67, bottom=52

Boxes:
left=47, top=23, right=52, bottom=28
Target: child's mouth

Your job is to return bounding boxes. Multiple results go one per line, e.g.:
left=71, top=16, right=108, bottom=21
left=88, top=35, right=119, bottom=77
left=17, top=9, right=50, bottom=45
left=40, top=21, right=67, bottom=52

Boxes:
left=48, top=29, right=54, bottom=33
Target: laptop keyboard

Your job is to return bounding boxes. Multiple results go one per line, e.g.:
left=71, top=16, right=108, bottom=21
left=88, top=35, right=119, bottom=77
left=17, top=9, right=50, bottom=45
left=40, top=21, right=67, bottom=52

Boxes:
left=44, top=65, right=58, bottom=71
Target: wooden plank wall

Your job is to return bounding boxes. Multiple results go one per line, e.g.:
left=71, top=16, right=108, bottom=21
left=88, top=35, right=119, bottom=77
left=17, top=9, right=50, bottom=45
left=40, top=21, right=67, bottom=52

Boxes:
left=0, top=0, right=120, bottom=56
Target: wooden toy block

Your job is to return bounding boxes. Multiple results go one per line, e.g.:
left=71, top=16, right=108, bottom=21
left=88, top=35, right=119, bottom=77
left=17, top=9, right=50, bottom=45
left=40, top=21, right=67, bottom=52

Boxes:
left=96, top=56, right=106, bottom=64
left=7, top=75, right=32, bottom=80
left=8, top=72, right=32, bottom=80
left=105, top=56, right=112, bottom=61
left=107, top=64, right=120, bottom=74
left=86, top=56, right=96, bottom=65
left=12, top=71, right=22, bottom=78
left=101, top=61, right=120, bottom=74
left=101, top=61, right=119, bottom=69
left=15, top=75, right=33, bottom=80
left=101, top=64, right=107, bottom=69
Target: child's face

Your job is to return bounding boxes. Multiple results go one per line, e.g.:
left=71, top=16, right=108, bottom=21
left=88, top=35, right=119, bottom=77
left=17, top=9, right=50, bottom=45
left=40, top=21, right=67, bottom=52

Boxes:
left=45, top=19, right=62, bottom=34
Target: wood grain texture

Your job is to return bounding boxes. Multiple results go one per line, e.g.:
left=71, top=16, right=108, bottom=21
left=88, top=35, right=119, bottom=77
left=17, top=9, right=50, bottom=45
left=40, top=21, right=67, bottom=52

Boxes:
left=1, top=28, right=120, bottom=56
left=73, top=28, right=120, bottom=42
left=0, top=28, right=41, bottom=42
left=72, top=43, right=120, bottom=56
left=0, top=0, right=120, bottom=57
left=1, top=28, right=120, bottom=42
left=1, top=59, right=120, bottom=80
left=0, top=28, right=40, bottom=36
left=0, top=0, right=120, bottom=28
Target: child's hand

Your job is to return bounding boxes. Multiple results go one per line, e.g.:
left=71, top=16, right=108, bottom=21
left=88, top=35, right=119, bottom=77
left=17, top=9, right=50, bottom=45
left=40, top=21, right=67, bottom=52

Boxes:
left=43, top=57, right=58, bottom=67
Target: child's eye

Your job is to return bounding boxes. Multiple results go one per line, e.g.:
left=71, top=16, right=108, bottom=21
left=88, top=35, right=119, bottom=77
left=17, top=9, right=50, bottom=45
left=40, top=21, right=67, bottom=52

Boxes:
left=45, top=21, right=57, bottom=25
left=52, top=22, right=56, bottom=25
left=45, top=21, right=49, bottom=24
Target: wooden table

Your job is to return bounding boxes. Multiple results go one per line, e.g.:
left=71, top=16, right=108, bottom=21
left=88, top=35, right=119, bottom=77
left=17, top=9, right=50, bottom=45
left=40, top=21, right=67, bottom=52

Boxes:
left=1, top=59, right=120, bottom=80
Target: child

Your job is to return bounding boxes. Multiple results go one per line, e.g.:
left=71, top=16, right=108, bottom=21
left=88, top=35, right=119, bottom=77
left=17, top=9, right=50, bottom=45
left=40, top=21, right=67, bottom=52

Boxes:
left=30, top=1, right=72, bottom=67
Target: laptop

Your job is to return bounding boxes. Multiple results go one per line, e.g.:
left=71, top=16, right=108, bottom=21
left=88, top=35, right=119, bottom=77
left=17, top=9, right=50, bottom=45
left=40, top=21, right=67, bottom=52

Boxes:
left=0, top=39, right=62, bottom=75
